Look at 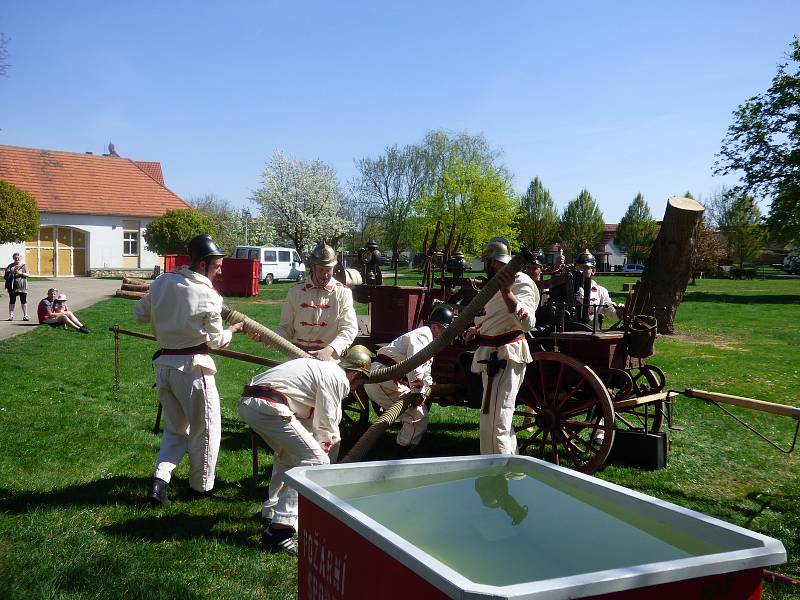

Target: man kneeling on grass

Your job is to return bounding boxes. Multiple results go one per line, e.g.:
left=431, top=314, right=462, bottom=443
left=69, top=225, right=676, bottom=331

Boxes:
left=238, top=346, right=372, bottom=554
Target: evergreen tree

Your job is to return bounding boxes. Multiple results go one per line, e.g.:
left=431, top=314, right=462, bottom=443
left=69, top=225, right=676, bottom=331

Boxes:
left=515, top=177, right=559, bottom=252
left=559, top=189, right=605, bottom=261
left=614, top=193, right=657, bottom=265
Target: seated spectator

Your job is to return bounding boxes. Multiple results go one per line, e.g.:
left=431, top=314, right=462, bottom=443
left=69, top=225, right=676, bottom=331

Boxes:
left=37, top=288, right=90, bottom=334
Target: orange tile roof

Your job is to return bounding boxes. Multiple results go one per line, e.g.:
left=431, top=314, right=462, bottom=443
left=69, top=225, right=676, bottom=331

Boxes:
left=0, top=144, right=190, bottom=217
left=133, top=161, right=165, bottom=186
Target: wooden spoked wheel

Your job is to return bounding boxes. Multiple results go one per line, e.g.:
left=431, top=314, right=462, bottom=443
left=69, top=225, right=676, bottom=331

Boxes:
left=514, top=352, right=615, bottom=474
left=338, top=387, right=371, bottom=458
left=602, top=368, right=635, bottom=402
left=618, top=365, right=666, bottom=433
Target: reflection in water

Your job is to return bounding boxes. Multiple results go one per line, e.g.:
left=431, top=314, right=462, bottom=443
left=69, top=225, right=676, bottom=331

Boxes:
left=474, top=473, right=528, bottom=525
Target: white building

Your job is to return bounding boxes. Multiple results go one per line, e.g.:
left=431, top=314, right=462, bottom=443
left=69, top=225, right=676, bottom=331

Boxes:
left=0, top=144, right=191, bottom=276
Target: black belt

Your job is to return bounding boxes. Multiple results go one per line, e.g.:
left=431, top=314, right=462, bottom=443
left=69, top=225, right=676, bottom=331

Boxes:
left=153, top=343, right=209, bottom=360
left=242, top=385, right=288, bottom=405
left=477, top=330, right=524, bottom=347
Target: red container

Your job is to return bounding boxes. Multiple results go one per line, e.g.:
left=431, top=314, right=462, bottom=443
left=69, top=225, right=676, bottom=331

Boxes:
left=215, top=257, right=259, bottom=297
left=162, top=254, right=259, bottom=297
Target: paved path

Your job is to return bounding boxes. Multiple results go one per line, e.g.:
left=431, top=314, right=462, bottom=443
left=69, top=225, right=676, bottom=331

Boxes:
left=0, top=278, right=121, bottom=341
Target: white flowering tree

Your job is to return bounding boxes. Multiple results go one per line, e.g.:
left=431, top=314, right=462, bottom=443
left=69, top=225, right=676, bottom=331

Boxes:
left=252, top=150, right=352, bottom=259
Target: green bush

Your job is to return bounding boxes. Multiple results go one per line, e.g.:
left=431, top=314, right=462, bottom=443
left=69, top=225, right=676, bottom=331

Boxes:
left=143, top=209, right=217, bottom=256
left=0, top=180, right=39, bottom=244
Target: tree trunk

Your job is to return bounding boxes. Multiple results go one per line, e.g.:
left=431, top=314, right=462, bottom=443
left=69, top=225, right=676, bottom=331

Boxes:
left=641, top=197, right=705, bottom=334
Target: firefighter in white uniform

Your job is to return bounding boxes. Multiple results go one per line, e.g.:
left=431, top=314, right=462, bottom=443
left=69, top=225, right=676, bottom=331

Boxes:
left=363, top=304, right=454, bottom=452
left=574, top=249, right=622, bottom=323
left=465, top=238, right=539, bottom=455
left=238, top=346, right=372, bottom=554
left=275, top=242, right=357, bottom=361
left=134, top=234, right=244, bottom=506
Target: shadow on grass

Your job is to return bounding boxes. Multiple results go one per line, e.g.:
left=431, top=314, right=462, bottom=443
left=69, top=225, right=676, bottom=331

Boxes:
left=682, top=292, right=800, bottom=305
left=101, top=514, right=257, bottom=548
left=624, top=481, right=800, bottom=532
left=0, top=475, right=269, bottom=514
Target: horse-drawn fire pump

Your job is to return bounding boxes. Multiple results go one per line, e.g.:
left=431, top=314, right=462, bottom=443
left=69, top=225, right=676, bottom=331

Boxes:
left=338, top=225, right=669, bottom=475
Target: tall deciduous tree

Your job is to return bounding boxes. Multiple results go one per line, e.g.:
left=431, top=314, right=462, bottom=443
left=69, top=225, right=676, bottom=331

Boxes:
left=352, top=144, right=428, bottom=267
left=415, top=130, right=517, bottom=256
left=715, top=36, right=800, bottom=240
left=719, top=193, right=768, bottom=268
left=143, top=209, right=217, bottom=256
left=559, top=189, right=605, bottom=261
left=252, top=150, right=352, bottom=259
left=189, top=194, right=276, bottom=252
left=0, top=180, right=39, bottom=244
left=692, top=221, right=726, bottom=278
left=516, top=177, right=559, bottom=252
left=614, top=193, right=657, bottom=265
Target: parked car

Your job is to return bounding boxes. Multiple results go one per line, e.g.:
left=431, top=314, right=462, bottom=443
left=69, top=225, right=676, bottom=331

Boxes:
left=233, top=246, right=305, bottom=284
left=783, top=255, right=800, bottom=275
left=622, top=263, right=645, bottom=274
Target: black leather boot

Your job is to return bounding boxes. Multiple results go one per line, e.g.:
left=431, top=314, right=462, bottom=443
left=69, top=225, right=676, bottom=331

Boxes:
left=146, top=477, right=171, bottom=507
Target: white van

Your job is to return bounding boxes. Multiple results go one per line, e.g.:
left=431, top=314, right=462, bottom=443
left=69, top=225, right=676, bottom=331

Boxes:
left=233, top=246, right=305, bottom=284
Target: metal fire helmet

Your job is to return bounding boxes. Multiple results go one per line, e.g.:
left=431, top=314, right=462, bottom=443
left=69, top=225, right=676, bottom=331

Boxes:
left=482, top=236, right=512, bottom=264
left=339, top=345, right=373, bottom=377
left=187, top=234, right=225, bottom=266
left=427, top=303, right=454, bottom=327
left=575, top=249, right=596, bottom=267
left=309, top=242, right=338, bottom=268
left=532, top=248, right=546, bottom=267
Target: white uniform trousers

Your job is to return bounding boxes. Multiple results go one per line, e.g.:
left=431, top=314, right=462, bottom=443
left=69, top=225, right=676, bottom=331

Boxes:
left=239, top=399, right=330, bottom=529
left=363, top=380, right=428, bottom=447
left=153, top=365, right=221, bottom=492
left=479, top=361, right=526, bottom=455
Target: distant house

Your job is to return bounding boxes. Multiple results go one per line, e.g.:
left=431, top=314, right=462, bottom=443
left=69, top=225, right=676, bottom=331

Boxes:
left=0, top=144, right=190, bottom=276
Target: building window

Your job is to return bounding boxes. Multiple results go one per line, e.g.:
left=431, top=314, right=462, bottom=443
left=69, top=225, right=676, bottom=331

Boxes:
left=124, top=231, right=139, bottom=255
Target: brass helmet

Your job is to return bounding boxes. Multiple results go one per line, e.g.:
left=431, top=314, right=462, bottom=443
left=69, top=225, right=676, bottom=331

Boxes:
left=339, top=344, right=372, bottom=377
left=575, top=249, right=596, bottom=267
left=530, top=248, right=546, bottom=268
left=482, top=236, right=511, bottom=264
left=309, top=242, right=338, bottom=268
left=188, top=234, right=225, bottom=266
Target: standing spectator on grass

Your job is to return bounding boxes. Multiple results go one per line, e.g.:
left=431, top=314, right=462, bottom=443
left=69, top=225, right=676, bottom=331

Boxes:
left=37, top=287, right=90, bottom=333
left=238, top=347, right=371, bottom=554
left=134, top=234, right=244, bottom=506
left=274, top=242, right=357, bottom=361
left=5, top=252, right=30, bottom=321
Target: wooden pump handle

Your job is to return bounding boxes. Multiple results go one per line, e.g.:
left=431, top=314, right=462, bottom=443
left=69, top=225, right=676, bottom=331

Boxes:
left=684, top=389, right=800, bottom=420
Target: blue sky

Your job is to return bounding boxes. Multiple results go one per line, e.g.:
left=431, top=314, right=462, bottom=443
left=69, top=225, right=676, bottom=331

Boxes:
left=2, top=1, right=799, bottom=223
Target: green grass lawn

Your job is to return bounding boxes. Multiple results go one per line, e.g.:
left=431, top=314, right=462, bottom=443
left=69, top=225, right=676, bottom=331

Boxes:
left=1, top=278, right=799, bottom=599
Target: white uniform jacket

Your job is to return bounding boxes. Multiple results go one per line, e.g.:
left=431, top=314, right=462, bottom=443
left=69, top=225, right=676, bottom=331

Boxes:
left=576, top=280, right=620, bottom=321
left=275, top=280, right=358, bottom=357
left=242, top=358, right=349, bottom=452
left=133, top=266, right=233, bottom=373
left=374, top=325, right=434, bottom=390
left=471, top=272, right=539, bottom=368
